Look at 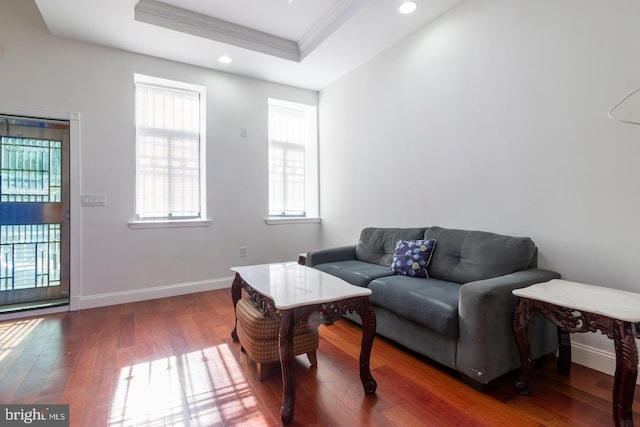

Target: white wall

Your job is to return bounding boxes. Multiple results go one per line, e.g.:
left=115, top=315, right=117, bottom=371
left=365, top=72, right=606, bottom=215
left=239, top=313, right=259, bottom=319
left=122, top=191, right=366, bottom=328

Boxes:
left=319, top=0, right=640, bottom=374
left=0, top=0, right=321, bottom=308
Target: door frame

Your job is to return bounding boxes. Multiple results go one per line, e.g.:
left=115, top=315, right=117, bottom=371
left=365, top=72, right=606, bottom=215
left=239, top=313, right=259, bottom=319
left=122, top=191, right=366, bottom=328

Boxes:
left=0, top=103, right=80, bottom=314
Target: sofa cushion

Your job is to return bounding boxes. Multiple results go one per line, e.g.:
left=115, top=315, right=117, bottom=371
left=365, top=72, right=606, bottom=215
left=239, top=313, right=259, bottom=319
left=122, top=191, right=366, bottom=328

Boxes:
left=313, top=260, right=394, bottom=287
left=391, top=239, right=436, bottom=278
left=368, top=275, right=460, bottom=338
left=424, top=226, right=537, bottom=284
left=355, top=227, right=426, bottom=266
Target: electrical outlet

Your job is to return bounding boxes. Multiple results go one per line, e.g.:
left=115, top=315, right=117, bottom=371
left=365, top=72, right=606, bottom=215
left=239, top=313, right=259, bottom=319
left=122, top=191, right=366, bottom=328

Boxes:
left=239, top=247, right=247, bottom=257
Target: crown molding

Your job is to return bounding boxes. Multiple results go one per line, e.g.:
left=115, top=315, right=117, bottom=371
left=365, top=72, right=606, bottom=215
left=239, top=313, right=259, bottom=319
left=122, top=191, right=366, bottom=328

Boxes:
left=298, top=0, right=369, bottom=60
left=135, top=0, right=301, bottom=61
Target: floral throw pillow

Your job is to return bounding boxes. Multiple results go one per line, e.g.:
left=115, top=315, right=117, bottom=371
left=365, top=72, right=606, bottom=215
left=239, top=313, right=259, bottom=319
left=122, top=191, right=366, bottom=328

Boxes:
left=391, top=239, right=437, bottom=278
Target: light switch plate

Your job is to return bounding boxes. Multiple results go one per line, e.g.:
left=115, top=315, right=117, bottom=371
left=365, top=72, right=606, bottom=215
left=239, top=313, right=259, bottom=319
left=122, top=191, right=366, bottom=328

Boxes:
left=81, top=194, right=107, bottom=206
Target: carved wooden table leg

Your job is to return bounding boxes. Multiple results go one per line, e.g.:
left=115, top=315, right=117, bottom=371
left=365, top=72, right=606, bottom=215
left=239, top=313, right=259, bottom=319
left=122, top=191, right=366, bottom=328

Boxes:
left=612, top=320, right=637, bottom=427
left=512, top=297, right=533, bottom=395
left=358, top=296, right=377, bottom=394
left=230, top=273, right=242, bottom=342
left=278, top=309, right=295, bottom=425
left=557, top=328, right=571, bottom=375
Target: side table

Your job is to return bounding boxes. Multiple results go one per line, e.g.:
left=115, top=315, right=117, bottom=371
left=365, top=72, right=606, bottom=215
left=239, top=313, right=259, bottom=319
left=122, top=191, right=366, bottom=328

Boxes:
left=512, top=279, right=640, bottom=427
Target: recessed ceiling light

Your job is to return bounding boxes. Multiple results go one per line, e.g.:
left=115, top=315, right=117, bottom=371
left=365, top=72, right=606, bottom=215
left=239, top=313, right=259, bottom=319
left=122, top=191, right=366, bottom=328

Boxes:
left=399, top=1, right=418, bottom=14
left=218, top=55, right=232, bottom=64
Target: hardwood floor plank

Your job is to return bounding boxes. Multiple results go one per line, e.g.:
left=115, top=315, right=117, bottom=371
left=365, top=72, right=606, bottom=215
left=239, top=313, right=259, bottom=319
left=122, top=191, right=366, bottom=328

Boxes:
left=117, top=312, right=136, bottom=349
left=1, top=288, right=639, bottom=426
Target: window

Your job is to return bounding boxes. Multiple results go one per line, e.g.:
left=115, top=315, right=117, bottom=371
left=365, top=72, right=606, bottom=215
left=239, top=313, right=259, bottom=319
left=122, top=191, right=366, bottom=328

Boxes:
left=133, top=74, right=206, bottom=225
left=268, top=98, right=318, bottom=221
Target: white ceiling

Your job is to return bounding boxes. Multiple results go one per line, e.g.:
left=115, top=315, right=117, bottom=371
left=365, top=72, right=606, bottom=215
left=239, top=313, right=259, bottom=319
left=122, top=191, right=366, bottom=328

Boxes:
left=34, top=0, right=462, bottom=90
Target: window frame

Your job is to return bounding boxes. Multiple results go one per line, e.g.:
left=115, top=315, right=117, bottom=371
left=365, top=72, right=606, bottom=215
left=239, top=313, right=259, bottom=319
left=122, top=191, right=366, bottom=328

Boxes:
left=266, top=98, right=319, bottom=224
left=129, top=74, right=209, bottom=229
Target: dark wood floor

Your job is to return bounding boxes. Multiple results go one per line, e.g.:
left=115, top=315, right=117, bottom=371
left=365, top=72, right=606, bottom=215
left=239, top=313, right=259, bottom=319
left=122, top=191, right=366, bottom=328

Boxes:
left=0, top=289, right=637, bottom=426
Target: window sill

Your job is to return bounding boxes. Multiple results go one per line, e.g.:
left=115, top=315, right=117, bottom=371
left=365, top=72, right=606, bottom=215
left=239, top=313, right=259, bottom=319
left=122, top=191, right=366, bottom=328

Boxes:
left=128, top=219, right=212, bottom=229
left=265, top=217, right=321, bottom=225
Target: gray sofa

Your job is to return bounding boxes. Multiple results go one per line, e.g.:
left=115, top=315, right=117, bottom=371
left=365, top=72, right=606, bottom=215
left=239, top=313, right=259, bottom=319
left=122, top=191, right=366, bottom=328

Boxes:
left=305, top=226, right=561, bottom=389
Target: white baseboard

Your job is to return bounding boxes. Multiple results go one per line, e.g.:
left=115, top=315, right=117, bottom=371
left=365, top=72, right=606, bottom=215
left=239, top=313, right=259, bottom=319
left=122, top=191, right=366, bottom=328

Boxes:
left=77, top=277, right=233, bottom=310
left=571, top=341, right=640, bottom=384
left=0, top=277, right=232, bottom=321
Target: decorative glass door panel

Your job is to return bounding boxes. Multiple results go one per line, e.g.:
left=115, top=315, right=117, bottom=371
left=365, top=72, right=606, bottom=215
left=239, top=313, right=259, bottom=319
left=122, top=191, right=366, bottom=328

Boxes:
left=0, top=115, right=70, bottom=310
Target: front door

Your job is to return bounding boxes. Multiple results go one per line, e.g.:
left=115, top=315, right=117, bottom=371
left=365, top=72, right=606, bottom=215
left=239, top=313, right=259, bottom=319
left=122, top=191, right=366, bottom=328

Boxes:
left=0, top=114, right=70, bottom=312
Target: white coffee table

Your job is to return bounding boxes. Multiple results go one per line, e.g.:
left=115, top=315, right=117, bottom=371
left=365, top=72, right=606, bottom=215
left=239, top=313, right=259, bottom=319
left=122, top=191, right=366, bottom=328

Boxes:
left=230, top=262, right=377, bottom=425
left=512, top=279, right=640, bottom=427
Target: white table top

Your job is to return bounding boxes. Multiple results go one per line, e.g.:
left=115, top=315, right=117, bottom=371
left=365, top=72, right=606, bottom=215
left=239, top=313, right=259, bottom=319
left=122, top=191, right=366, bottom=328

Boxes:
left=231, top=262, right=372, bottom=310
left=513, top=279, right=640, bottom=322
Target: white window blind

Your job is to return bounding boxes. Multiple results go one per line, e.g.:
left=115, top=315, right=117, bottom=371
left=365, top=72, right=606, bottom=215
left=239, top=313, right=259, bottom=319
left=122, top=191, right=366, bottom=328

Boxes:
left=268, top=99, right=318, bottom=218
left=134, top=74, right=206, bottom=221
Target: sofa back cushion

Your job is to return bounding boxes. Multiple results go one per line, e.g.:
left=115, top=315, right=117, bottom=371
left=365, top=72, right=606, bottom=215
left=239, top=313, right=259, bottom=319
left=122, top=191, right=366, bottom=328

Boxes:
left=356, top=227, right=426, bottom=266
left=424, top=226, right=537, bottom=284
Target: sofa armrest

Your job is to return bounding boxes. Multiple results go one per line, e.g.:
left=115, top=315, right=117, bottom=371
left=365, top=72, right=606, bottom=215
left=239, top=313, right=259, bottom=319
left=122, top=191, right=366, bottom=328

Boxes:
left=456, top=268, right=561, bottom=386
left=305, top=245, right=357, bottom=266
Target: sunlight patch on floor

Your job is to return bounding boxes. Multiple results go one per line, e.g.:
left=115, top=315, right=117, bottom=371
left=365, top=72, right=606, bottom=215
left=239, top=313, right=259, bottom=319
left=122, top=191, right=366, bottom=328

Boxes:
left=109, top=343, right=267, bottom=426
left=0, top=317, right=43, bottom=363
